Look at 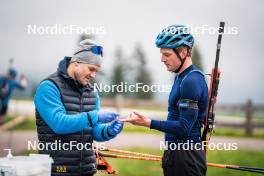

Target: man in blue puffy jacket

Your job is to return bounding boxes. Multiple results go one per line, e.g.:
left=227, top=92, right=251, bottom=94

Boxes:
left=0, top=68, right=27, bottom=125
left=34, top=39, right=123, bottom=176
left=122, top=25, right=208, bottom=176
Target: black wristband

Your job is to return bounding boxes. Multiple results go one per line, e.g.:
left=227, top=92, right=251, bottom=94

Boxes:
left=87, top=113, right=93, bottom=127
left=101, top=126, right=107, bottom=140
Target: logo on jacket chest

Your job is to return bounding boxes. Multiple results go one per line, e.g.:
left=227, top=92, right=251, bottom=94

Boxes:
left=56, top=166, right=67, bottom=173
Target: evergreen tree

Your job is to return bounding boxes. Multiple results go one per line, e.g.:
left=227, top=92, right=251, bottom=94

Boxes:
left=133, top=44, right=153, bottom=99
left=191, top=46, right=203, bottom=71
left=110, top=47, right=128, bottom=97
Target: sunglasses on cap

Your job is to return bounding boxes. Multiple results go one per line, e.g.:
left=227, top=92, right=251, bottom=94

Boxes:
left=74, top=46, right=103, bottom=56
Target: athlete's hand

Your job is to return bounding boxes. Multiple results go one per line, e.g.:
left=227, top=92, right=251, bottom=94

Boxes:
left=120, top=112, right=151, bottom=128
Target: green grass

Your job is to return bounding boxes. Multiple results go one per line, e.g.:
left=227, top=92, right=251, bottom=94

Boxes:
left=3, top=115, right=37, bottom=130
left=18, top=148, right=264, bottom=175
left=95, top=147, right=264, bottom=176
left=3, top=115, right=16, bottom=123
left=123, top=124, right=264, bottom=139
left=207, top=150, right=264, bottom=176
left=11, top=117, right=37, bottom=130
left=96, top=147, right=163, bottom=176
left=213, top=127, right=264, bottom=139
left=123, top=123, right=162, bottom=134
left=12, top=116, right=36, bottom=131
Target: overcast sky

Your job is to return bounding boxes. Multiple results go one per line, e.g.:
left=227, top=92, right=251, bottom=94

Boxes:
left=0, top=0, right=263, bottom=104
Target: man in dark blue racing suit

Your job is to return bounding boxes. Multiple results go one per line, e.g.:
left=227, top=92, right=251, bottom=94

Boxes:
left=122, top=25, right=208, bottom=176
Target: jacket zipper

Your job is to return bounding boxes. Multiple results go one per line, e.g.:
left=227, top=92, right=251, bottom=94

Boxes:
left=80, top=92, right=84, bottom=174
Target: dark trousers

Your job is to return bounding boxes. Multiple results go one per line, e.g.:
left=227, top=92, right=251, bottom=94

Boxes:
left=162, top=149, right=207, bottom=176
left=0, top=104, right=7, bottom=125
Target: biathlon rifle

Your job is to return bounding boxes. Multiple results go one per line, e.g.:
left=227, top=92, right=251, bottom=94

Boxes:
left=201, top=22, right=225, bottom=149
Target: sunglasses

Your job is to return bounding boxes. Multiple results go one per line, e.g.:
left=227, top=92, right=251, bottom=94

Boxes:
left=74, top=46, right=103, bottom=56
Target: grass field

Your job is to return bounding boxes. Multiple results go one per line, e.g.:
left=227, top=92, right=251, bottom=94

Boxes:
left=95, top=147, right=264, bottom=176
left=123, top=123, right=264, bottom=139
left=18, top=147, right=264, bottom=176
left=6, top=116, right=37, bottom=130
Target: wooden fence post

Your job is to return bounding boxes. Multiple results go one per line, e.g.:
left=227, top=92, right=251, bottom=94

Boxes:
left=245, top=99, right=253, bottom=136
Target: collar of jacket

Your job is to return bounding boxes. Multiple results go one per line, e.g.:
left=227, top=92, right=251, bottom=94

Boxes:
left=178, top=64, right=195, bottom=78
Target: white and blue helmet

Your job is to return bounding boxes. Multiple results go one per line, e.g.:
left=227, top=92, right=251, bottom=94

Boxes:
left=155, top=25, right=194, bottom=49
